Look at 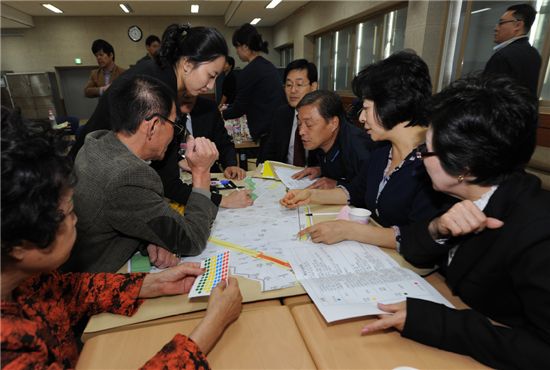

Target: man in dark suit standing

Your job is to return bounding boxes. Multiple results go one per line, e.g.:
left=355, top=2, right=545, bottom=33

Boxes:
left=484, top=3, right=541, bottom=96
left=263, top=59, right=319, bottom=166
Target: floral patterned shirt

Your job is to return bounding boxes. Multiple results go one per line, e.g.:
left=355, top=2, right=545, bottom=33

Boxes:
left=1, top=271, right=209, bottom=369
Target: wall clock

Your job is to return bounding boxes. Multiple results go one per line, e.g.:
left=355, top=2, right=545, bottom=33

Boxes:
left=128, top=25, right=143, bottom=42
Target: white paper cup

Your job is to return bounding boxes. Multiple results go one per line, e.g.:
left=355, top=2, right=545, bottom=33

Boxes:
left=348, top=208, right=371, bottom=224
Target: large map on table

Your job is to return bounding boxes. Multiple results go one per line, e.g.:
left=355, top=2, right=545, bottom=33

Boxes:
left=162, top=178, right=308, bottom=291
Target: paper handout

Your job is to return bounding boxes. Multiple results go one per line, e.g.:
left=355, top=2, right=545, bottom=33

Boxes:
left=274, top=166, right=317, bottom=189
left=284, top=240, right=454, bottom=322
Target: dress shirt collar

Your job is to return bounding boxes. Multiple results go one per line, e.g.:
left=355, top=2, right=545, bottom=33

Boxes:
left=493, top=35, right=528, bottom=52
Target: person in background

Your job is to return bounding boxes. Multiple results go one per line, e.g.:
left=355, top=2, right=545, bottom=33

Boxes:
left=484, top=3, right=541, bottom=96
left=221, top=23, right=286, bottom=162
left=263, top=59, right=319, bottom=167
left=218, top=56, right=237, bottom=108
left=71, top=24, right=251, bottom=209
left=84, top=39, right=125, bottom=98
left=362, top=75, right=550, bottom=369
left=288, top=90, right=373, bottom=189
left=0, top=107, right=243, bottom=369
left=179, top=93, right=247, bottom=181
left=136, top=34, right=161, bottom=64
left=65, top=75, right=221, bottom=273
left=282, top=52, right=448, bottom=249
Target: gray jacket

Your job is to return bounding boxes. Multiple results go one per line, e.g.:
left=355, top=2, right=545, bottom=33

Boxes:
left=64, top=130, right=218, bottom=272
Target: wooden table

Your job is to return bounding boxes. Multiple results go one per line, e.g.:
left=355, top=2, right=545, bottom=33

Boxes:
left=77, top=305, right=316, bottom=369
left=290, top=274, right=488, bottom=369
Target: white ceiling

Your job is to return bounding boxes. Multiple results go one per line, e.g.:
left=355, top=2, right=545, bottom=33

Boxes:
left=1, top=0, right=310, bottom=27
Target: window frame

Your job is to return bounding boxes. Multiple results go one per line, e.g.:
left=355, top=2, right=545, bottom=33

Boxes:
left=313, top=2, right=408, bottom=95
left=447, top=0, right=550, bottom=104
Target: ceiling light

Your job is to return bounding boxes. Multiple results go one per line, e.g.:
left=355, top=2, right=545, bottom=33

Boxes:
left=266, top=0, right=282, bottom=9
left=251, top=18, right=261, bottom=25
left=471, top=8, right=491, bottom=15
left=119, top=3, right=133, bottom=14
left=42, top=4, right=63, bottom=14
left=191, top=4, right=199, bottom=14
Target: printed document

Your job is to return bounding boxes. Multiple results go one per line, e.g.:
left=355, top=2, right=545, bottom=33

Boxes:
left=284, top=240, right=454, bottom=322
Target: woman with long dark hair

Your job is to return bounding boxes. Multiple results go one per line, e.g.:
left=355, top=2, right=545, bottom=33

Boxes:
left=71, top=24, right=251, bottom=212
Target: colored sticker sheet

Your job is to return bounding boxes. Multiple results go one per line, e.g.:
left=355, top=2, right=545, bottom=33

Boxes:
left=189, top=251, right=230, bottom=298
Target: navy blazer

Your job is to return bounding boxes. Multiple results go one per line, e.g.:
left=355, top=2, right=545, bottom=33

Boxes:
left=222, top=56, right=286, bottom=140
left=191, top=96, right=237, bottom=172
left=400, top=172, right=550, bottom=369
left=314, top=120, right=375, bottom=187
left=484, top=37, right=542, bottom=96
left=343, top=143, right=449, bottom=227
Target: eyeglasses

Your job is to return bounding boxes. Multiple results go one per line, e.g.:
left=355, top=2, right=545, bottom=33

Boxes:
left=284, top=82, right=311, bottom=90
left=496, top=19, right=520, bottom=26
left=416, top=149, right=437, bottom=160
left=146, top=113, right=188, bottom=138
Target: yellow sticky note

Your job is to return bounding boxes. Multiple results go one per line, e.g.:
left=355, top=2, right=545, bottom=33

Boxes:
left=262, top=160, right=276, bottom=178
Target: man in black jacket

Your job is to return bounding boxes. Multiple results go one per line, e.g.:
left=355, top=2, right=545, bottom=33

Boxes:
left=484, top=3, right=541, bottom=96
left=263, top=59, right=319, bottom=167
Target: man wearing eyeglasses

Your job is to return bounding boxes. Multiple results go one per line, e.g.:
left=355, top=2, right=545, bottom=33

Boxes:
left=484, top=3, right=541, bottom=96
left=263, top=59, right=319, bottom=166
left=65, top=76, right=220, bottom=273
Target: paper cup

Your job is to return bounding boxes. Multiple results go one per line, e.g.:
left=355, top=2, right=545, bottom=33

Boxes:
left=348, top=208, right=371, bottom=224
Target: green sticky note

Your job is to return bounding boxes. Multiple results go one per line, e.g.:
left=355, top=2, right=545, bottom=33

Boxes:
left=130, top=253, right=151, bottom=272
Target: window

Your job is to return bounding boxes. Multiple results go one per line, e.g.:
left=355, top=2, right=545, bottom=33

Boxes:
left=315, top=6, right=407, bottom=93
left=446, top=0, right=550, bottom=101
left=279, top=45, right=294, bottom=67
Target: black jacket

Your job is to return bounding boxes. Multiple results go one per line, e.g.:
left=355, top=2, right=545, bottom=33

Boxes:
left=191, top=96, right=237, bottom=172
left=151, top=96, right=236, bottom=207
left=314, top=120, right=375, bottom=187
left=484, top=37, right=542, bottom=96
left=400, top=172, right=550, bottom=369
left=222, top=56, right=286, bottom=140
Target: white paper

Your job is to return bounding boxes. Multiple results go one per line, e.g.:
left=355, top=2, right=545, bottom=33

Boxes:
left=273, top=166, right=317, bottom=189
left=284, top=240, right=454, bottom=323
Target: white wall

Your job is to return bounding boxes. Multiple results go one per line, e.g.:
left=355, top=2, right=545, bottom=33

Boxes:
left=1, top=15, right=278, bottom=72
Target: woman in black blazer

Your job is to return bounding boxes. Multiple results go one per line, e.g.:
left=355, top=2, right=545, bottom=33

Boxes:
left=221, top=23, right=286, bottom=161
left=363, top=75, right=550, bottom=369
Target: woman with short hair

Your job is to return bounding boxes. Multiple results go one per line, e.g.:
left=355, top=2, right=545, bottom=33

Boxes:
left=281, top=51, right=450, bottom=249
left=362, top=75, right=550, bottom=369
left=1, top=108, right=243, bottom=369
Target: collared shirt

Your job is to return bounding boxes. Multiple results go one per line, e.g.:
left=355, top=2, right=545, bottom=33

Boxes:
left=185, top=115, right=193, bottom=136
left=493, top=35, right=528, bottom=52
left=286, top=110, right=298, bottom=164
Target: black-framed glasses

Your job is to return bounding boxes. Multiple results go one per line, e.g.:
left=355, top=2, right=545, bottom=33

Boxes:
left=496, top=19, right=520, bottom=26
left=416, top=149, right=437, bottom=160
left=146, top=113, right=188, bottom=138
